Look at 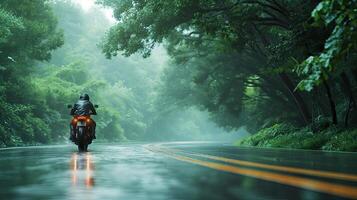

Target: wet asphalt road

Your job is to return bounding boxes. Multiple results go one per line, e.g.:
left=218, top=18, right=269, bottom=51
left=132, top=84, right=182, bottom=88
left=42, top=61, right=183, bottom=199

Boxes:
left=0, top=142, right=356, bottom=200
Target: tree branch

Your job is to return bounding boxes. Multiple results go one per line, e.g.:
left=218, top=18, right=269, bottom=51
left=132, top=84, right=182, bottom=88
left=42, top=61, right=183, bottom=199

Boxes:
left=199, top=2, right=240, bottom=13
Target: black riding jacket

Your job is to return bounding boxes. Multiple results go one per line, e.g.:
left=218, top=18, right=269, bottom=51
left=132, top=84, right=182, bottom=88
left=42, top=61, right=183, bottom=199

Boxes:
left=70, top=100, right=97, bottom=116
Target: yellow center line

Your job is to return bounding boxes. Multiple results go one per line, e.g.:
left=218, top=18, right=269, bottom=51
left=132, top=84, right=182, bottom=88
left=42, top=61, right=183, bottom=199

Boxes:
left=146, top=145, right=357, bottom=199
left=149, top=144, right=357, bottom=182
left=191, top=153, right=357, bottom=182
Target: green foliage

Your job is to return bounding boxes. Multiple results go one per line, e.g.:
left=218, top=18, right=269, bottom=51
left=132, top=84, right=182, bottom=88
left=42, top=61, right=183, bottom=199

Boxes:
left=237, top=124, right=357, bottom=151
left=237, top=124, right=298, bottom=147
left=100, top=0, right=357, bottom=138
left=49, top=1, right=158, bottom=141
left=33, top=63, right=126, bottom=142
left=0, top=0, right=64, bottom=62
left=99, top=0, right=201, bottom=58
left=47, top=1, right=223, bottom=142
left=99, top=0, right=321, bottom=132
left=1, top=0, right=356, bottom=149
left=0, top=7, right=24, bottom=44
left=323, top=129, right=357, bottom=151
left=0, top=0, right=64, bottom=146
left=296, top=0, right=357, bottom=91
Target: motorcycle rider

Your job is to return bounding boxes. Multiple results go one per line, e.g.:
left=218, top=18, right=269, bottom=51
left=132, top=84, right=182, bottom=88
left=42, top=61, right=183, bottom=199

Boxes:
left=70, top=94, right=97, bottom=141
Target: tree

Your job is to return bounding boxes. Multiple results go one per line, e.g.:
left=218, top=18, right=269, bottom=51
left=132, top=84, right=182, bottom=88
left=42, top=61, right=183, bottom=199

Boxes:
left=0, top=0, right=64, bottom=146
left=296, top=0, right=357, bottom=126
left=99, top=0, right=322, bottom=130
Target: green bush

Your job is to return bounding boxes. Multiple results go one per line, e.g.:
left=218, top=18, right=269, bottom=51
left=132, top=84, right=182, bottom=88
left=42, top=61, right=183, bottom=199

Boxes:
left=237, top=123, right=298, bottom=146
left=323, top=129, right=357, bottom=151
left=237, top=123, right=357, bottom=152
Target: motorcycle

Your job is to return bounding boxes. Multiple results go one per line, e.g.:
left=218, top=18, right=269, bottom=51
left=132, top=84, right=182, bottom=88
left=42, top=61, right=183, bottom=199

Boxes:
left=67, top=104, right=98, bottom=152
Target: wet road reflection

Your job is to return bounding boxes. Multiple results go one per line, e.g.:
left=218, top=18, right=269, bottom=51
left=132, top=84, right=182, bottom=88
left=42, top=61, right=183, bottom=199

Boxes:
left=70, top=153, right=95, bottom=188
left=0, top=143, right=355, bottom=200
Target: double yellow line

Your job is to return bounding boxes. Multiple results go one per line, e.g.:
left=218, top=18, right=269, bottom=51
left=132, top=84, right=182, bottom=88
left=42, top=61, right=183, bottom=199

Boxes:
left=146, top=144, right=357, bottom=199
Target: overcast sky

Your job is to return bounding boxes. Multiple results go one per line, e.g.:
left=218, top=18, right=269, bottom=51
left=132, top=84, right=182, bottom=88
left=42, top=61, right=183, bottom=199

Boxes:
left=74, top=0, right=116, bottom=23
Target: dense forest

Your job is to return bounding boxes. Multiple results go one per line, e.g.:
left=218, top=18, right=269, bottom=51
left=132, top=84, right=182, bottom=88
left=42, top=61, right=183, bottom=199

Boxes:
left=0, top=0, right=236, bottom=147
left=0, top=0, right=356, bottom=151
left=98, top=0, right=357, bottom=150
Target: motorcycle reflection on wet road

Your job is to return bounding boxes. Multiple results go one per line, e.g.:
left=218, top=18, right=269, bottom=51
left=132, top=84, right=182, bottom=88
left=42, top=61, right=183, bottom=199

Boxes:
left=70, top=153, right=95, bottom=188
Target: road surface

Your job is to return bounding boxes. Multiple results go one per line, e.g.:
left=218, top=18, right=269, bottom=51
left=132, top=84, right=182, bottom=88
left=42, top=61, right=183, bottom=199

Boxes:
left=0, top=142, right=356, bottom=200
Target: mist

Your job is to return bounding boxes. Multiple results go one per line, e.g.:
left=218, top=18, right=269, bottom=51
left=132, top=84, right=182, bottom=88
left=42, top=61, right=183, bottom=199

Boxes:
left=1, top=1, right=356, bottom=199
left=46, top=0, right=245, bottom=142
left=1, top=0, right=354, bottom=150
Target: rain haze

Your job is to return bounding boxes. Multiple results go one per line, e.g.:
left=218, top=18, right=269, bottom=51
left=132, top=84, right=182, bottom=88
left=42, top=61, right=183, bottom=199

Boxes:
left=0, top=0, right=356, bottom=199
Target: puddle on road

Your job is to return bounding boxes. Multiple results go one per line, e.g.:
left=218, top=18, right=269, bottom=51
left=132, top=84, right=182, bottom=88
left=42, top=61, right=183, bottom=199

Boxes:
left=70, top=153, right=95, bottom=188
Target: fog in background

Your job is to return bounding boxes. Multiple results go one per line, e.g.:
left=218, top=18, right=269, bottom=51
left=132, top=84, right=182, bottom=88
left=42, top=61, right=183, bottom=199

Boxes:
left=2, top=0, right=354, bottom=148
left=47, top=0, right=246, bottom=142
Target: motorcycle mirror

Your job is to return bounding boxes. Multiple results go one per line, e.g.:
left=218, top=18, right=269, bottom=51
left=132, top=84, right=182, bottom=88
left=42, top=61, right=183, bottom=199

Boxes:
left=94, top=105, right=99, bottom=108
left=67, top=104, right=72, bottom=109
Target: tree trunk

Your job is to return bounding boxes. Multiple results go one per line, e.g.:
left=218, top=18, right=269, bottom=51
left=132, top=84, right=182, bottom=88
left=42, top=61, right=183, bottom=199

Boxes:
left=323, top=80, right=338, bottom=125
left=340, top=72, right=356, bottom=126
left=250, top=24, right=311, bottom=125
left=315, top=86, right=330, bottom=117
left=341, top=72, right=356, bottom=106
left=278, top=72, right=311, bottom=125
left=351, top=68, right=357, bottom=83
left=344, top=97, right=353, bottom=127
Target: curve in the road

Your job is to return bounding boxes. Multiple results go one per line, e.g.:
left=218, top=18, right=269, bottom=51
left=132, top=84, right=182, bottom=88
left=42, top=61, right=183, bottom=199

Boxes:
left=145, top=143, right=357, bottom=199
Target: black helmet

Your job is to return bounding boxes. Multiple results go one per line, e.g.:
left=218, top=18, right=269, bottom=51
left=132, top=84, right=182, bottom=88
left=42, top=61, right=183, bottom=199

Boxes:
left=79, top=94, right=90, bottom=101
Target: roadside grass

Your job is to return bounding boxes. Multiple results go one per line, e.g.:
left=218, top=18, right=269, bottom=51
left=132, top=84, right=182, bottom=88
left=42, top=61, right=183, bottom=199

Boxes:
left=323, top=129, right=357, bottom=151
left=236, top=124, right=357, bottom=152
